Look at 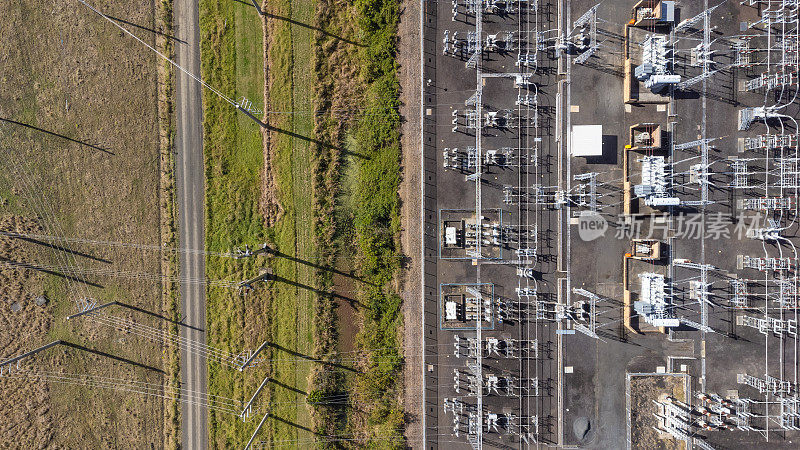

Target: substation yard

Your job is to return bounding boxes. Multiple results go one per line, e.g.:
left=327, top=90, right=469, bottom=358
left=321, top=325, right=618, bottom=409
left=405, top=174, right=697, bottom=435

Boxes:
left=0, top=0, right=169, bottom=448
left=422, top=0, right=800, bottom=449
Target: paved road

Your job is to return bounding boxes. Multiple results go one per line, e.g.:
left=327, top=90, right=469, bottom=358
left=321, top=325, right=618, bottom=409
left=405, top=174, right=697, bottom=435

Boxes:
left=174, top=0, right=207, bottom=448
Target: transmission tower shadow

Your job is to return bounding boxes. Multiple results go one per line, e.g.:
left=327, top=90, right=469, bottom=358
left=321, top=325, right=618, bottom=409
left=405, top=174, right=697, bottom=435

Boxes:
left=271, top=274, right=365, bottom=309
left=67, top=300, right=204, bottom=332
left=62, top=341, right=165, bottom=373
left=233, top=0, right=364, bottom=47
left=0, top=117, right=114, bottom=155
left=262, top=12, right=365, bottom=47
left=238, top=107, right=372, bottom=160
left=103, top=14, right=187, bottom=44
left=269, top=377, right=308, bottom=396
left=116, top=301, right=204, bottom=332
left=271, top=125, right=371, bottom=160
left=268, top=414, right=317, bottom=434
left=0, top=340, right=163, bottom=374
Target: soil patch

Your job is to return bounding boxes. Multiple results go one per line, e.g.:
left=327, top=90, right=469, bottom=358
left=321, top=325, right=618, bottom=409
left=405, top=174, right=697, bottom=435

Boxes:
left=629, top=374, right=687, bottom=450
left=333, top=272, right=359, bottom=354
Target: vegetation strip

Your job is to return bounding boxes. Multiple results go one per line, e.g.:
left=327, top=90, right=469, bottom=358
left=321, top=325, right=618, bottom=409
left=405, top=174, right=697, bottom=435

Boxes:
left=199, top=0, right=403, bottom=446
left=306, top=0, right=354, bottom=441
left=199, top=0, right=272, bottom=446
left=267, top=0, right=405, bottom=445
left=262, top=0, right=317, bottom=445
left=156, top=0, right=181, bottom=447
left=348, top=0, right=405, bottom=445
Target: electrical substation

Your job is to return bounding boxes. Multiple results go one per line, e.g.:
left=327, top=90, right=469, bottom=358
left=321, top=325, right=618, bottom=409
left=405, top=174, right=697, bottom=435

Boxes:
left=422, top=0, right=800, bottom=448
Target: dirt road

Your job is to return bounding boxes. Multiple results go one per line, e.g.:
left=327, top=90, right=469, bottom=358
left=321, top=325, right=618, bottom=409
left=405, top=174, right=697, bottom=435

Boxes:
left=174, top=0, right=208, bottom=447
left=399, top=0, right=424, bottom=445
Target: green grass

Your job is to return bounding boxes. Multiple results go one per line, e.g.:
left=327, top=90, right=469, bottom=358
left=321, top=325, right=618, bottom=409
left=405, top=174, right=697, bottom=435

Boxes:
left=201, top=0, right=321, bottom=447
left=263, top=0, right=318, bottom=446
left=201, top=0, right=403, bottom=446
left=349, top=0, right=405, bottom=445
left=199, top=0, right=271, bottom=447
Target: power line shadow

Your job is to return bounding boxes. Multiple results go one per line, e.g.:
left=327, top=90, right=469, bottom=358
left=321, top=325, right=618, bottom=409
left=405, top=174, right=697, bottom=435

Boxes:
left=0, top=256, right=104, bottom=288
left=267, top=340, right=358, bottom=373
left=0, top=117, right=114, bottom=155
left=4, top=232, right=112, bottom=264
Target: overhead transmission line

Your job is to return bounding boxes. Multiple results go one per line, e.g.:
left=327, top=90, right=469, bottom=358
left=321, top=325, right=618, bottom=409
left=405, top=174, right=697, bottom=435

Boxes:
left=21, top=309, right=527, bottom=370
left=0, top=150, right=232, bottom=419
left=0, top=258, right=239, bottom=288
left=73, top=0, right=408, bottom=120
left=0, top=231, right=233, bottom=258
left=0, top=230, right=404, bottom=260
left=76, top=0, right=239, bottom=109
left=77, top=313, right=244, bottom=369
left=0, top=369, right=375, bottom=416
left=0, top=369, right=242, bottom=413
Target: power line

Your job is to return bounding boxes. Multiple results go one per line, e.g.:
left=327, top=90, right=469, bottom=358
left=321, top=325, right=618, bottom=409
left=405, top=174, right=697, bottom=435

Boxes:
left=0, top=257, right=239, bottom=288
left=0, top=231, right=233, bottom=258
left=75, top=0, right=239, bottom=108
left=0, top=230, right=404, bottom=260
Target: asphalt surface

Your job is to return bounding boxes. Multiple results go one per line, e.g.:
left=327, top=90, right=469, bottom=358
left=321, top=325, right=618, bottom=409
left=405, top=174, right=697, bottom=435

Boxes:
left=174, top=0, right=207, bottom=447
left=420, top=1, right=800, bottom=448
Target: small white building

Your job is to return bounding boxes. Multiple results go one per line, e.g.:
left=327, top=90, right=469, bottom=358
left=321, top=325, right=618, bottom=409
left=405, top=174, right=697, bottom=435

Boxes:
left=570, top=125, right=603, bottom=157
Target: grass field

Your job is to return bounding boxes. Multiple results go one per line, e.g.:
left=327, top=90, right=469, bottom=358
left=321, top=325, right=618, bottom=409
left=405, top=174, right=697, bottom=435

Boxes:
left=202, top=0, right=340, bottom=445
left=198, top=0, right=276, bottom=447
left=262, top=0, right=321, bottom=446
left=0, top=1, right=170, bottom=447
left=202, top=0, right=404, bottom=446
left=200, top=0, right=321, bottom=446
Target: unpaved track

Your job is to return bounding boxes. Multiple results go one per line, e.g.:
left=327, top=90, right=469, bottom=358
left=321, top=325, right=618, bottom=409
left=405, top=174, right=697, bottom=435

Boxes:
left=399, top=0, right=424, bottom=445
left=174, top=0, right=207, bottom=447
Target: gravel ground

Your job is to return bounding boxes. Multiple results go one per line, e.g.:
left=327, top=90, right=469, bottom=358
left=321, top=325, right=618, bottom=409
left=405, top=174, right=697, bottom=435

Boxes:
left=398, top=0, right=424, bottom=445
